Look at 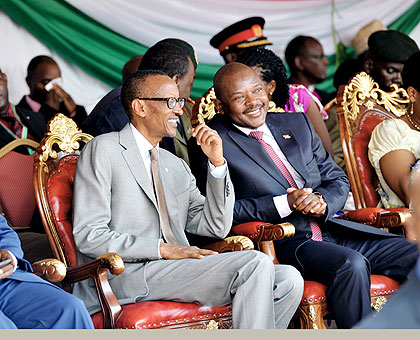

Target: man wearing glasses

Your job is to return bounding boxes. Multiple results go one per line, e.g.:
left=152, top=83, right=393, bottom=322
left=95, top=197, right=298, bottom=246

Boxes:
left=71, top=69, right=304, bottom=329
left=285, top=36, right=331, bottom=105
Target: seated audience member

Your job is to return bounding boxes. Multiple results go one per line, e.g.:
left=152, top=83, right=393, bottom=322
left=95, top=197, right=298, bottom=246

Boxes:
left=355, top=171, right=420, bottom=329
left=364, top=30, right=419, bottom=91
left=17, top=56, right=87, bottom=127
left=0, top=67, right=46, bottom=153
left=368, top=51, right=420, bottom=208
left=236, top=48, right=334, bottom=157
left=0, top=214, right=93, bottom=329
left=210, top=17, right=272, bottom=64
left=188, top=62, right=418, bottom=328
left=82, top=39, right=196, bottom=165
left=71, top=69, right=303, bottom=329
left=285, top=36, right=331, bottom=105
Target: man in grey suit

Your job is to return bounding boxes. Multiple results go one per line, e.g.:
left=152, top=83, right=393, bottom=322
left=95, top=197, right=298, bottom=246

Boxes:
left=72, top=69, right=303, bottom=329
left=356, top=172, right=420, bottom=329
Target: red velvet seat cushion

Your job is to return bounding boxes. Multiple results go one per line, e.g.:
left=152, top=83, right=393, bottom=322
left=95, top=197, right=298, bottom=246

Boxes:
left=91, top=301, right=232, bottom=329
left=301, top=275, right=399, bottom=304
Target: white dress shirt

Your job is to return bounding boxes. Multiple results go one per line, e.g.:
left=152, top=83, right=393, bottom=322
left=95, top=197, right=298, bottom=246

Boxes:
left=233, top=123, right=305, bottom=218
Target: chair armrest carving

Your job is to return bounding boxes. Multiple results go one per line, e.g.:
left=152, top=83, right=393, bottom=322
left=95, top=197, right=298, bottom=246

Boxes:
left=340, top=208, right=386, bottom=225
left=204, top=236, right=254, bottom=253
left=62, top=252, right=124, bottom=284
left=231, top=222, right=295, bottom=242
left=32, top=258, right=67, bottom=283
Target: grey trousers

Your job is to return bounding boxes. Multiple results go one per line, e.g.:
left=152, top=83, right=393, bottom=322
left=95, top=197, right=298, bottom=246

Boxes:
left=140, top=250, right=304, bottom=329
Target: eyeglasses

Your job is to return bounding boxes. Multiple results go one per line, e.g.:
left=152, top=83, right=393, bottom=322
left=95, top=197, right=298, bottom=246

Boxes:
left=137, top=97, right=186, bottom=109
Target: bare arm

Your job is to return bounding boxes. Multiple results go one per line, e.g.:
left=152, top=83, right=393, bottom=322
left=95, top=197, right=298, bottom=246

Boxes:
left=306, top=98, right=334, bottom=157
left=379, top=149, right=416, bottom=206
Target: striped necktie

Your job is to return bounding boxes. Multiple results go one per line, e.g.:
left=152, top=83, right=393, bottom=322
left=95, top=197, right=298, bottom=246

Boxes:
left=249, top=130, right=323, bottom=241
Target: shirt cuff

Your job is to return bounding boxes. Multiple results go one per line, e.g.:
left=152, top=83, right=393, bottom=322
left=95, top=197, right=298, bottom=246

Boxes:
left=273, top=194, right=293, bottom=218
left=6, top=250, right=17, bottom=272
left=157, top=239, right=164, bottom=259
left=208, top=159, right=227, bottom=178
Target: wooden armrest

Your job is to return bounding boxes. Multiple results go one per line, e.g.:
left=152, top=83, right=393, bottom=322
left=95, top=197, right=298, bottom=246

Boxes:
left=231, top=222, right=295, bottom=242
left=204, top=236, right=254, bottom=253
left=340, top=208, right=386, bottom=225
left=62, top=252, right=124, bottom=284
left=231, top=222, right=295, bottom=265
left=375, top=209, right=411, bottom=228
left=32, top=258, right=67, bottom=283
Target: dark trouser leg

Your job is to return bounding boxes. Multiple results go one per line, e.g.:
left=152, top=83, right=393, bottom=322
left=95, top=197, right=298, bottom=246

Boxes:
left=295, top=240, right=371, bottom=328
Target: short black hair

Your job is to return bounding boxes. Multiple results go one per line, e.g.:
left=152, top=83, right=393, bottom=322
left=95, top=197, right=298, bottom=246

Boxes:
left=236, top=47, right=290, bottom=109
left=284, top=36, right=315, bottom=75
left=120, top=69, right=168, bottom=119
left=27, top=55, right=57, bottom=77
left=402, top=51, right=420, bottom=90
left=139, top=43, right=190, bottom=80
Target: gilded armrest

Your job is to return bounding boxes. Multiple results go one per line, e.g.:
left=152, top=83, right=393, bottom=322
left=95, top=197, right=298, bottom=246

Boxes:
left=231, top=222, right=295, bottom=242
left=32, top=258, right=67, bottom=283
left=231, top=222, right=295, bottom=265
left=204, top=236, right=254, bottom=253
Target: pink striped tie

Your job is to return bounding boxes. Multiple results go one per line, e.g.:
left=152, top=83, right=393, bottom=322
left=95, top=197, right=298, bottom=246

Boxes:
left=249, top=131, right=323, bottom=241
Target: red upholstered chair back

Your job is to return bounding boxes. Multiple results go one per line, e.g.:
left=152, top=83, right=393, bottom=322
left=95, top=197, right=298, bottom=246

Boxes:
left=0, top=139, right=39, bottom=229
left=34, top=114, right=92, bottom=267
left=336, top=72, right=409, bottom=209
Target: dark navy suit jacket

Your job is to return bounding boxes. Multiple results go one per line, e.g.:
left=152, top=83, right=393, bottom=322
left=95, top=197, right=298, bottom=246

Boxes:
left=189, top=112, right=394, bottom=265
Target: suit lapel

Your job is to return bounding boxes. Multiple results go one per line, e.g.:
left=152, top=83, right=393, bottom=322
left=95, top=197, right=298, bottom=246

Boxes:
left=227, top=126, right=291, bottom=190
left=266, top=116, right=310, bottom=185
left=119, top=125, right=157, bottom=209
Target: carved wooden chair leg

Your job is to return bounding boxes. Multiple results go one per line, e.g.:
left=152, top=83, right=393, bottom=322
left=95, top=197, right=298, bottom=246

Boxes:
left=294, top=302, right=328, bottom=329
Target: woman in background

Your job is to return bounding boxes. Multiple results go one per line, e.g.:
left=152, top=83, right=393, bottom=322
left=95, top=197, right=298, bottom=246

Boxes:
left=368, top=51, right=420, bottom=208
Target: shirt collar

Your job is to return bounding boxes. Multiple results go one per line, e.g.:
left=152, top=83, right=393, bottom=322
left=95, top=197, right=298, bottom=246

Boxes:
left=130, top=123, right=158, bottom=158
left=232, top=122, right=271, bottom=137
left=25, top=95, right=41, bottom=112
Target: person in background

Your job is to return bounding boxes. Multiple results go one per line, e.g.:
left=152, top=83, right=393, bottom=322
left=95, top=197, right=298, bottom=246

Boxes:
left=0, top=67, right=46, bottom=153
left=16, top=56, right=87, bottom=127
left=285, top=36, right=331, bottom=106
left=364, top=30, right=419, bottom=91
left=369, top=51, right=420, bottom=208
left=210, top=17, right=272, bottom=64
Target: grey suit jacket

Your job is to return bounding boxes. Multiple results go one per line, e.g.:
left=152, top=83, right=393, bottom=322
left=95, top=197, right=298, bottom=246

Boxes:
left=72, top=123, right=234, bottom=314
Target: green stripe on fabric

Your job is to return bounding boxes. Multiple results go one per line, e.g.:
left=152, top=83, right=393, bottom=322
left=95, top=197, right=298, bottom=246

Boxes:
left=1, top=0, right=419, bottom=99
left=0, top=0, right=146, bottom=87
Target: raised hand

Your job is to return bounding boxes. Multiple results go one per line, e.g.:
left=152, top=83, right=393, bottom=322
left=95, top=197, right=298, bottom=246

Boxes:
left=192, top=124, right=225, bottom=167
left=51, top=84, right=77, bottom=113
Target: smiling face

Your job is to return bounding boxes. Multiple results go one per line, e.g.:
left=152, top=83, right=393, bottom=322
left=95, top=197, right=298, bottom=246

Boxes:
left=132, top=74, right=182, bottom=146
left=217, top=64, right=269, bottom=129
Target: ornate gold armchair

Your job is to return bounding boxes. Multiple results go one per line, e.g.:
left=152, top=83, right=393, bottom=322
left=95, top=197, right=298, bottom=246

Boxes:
left=336, top=72, right=413, bottom=238
left=33, top=113, right=286, bottom=329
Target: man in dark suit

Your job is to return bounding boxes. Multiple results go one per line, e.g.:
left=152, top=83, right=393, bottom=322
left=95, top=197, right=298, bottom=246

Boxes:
left=0, top=67, right=46, bottom=153
left=0, top=214, right=93, bottom=329
left=188, top=62, right=418, bottom=328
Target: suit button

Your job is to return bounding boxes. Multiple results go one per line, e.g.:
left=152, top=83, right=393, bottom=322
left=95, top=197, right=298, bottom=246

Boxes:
left=305, top=233, right=312, bottom=239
